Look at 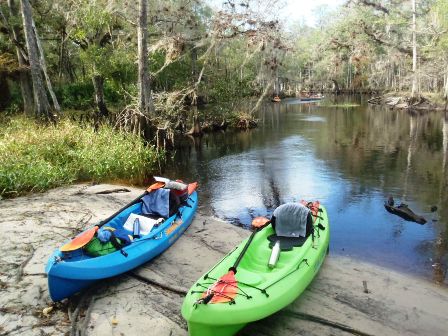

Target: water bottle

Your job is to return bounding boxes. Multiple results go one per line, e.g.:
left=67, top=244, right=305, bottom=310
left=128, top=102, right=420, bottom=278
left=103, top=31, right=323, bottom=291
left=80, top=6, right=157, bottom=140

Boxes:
left=133, top=218, right=140, bottom=239
left=268, top=240, right=281, bottom=269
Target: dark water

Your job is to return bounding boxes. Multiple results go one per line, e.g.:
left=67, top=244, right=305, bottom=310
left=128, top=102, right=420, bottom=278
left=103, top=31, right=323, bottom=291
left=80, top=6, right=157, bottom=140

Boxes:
left=164, top=96, right=448, bottom=284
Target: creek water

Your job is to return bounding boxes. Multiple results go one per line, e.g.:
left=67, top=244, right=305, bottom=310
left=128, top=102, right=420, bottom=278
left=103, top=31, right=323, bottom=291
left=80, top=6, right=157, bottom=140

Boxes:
left=164, top=96, right=448, bottom=284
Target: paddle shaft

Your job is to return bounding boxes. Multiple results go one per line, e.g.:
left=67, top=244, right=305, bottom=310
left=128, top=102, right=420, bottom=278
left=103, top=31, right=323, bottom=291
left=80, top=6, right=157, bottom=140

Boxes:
left=229, top=221, right=270, bottom=274
left=97, top=191, right=148, bottom=228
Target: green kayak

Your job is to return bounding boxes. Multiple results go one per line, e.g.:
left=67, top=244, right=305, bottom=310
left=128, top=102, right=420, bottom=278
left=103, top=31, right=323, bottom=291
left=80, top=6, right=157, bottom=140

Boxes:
left=181, top=202, right=330, bottom=336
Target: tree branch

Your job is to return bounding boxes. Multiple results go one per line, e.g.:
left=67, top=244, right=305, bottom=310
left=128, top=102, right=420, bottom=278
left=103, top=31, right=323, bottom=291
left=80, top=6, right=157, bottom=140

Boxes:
left=355, top=0, right=390, bottom=14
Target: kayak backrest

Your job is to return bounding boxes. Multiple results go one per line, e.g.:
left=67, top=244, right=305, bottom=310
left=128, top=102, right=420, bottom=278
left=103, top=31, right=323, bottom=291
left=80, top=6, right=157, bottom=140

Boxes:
left=271, top=203, right=312, bottom=238
left=141, top=188, right=184, bottom=219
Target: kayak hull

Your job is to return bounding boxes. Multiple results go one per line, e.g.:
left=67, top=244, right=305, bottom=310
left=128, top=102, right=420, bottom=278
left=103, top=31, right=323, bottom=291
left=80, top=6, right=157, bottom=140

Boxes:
left=46, top=191, right=198, bottom=301
left=182, top=203, right=329, bottom=336
left=187, top=322, right=245, bottom=336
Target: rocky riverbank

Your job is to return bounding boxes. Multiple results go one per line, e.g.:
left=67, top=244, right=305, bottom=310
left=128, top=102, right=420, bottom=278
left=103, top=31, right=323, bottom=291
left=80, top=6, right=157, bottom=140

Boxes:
left=1, top=184, right=447, bottom=336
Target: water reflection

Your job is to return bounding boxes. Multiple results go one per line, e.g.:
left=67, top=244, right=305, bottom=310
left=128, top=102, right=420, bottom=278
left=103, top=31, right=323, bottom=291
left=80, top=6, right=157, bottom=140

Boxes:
left=163, top=97, right=448, bottom=284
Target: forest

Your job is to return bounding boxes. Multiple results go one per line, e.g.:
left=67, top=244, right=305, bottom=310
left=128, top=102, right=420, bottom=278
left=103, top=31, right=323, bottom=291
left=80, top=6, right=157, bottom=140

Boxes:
left=0, top=0, right=447, bottom=196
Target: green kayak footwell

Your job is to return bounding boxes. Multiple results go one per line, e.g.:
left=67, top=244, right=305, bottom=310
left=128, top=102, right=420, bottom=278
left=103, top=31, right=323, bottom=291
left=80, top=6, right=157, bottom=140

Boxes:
left=181, top=204, right=330, bottom=336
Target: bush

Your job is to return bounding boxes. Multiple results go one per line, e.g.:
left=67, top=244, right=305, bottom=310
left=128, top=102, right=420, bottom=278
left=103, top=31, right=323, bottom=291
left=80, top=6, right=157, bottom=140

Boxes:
left=55, top=81, right=125, bottom=110
left=0, top=117, right=162, bottom=197
left=55, top=82, right=95, bottom=110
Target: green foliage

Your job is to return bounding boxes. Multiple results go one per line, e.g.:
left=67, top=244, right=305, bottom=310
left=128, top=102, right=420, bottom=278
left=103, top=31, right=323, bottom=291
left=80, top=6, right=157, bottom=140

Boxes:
left=55, top=82, right=95, bottom=109
left=0, top=117, right=162, bottom=197
left=55, top=81, right=124, bottom=109
left=149, top=51, right=192, bottom=91
left=205, top=76, right=255, bottom=103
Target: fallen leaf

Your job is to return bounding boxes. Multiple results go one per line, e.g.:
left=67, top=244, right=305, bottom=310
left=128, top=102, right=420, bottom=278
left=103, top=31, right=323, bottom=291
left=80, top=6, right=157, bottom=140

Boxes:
left=43, top=306, right=53, bottom=316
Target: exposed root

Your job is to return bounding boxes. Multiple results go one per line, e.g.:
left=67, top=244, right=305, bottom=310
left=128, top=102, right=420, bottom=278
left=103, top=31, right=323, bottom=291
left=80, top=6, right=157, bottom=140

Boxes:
left=235, top=117, right=258, bottom=130
left=95, top=188, right=131, bottom=195
left=72, top=213, right=93, bottom=235
left=69, top=287, right=98, bottom=336
left=79, top=296, right=95, bottom=336
left=16, top=245, right=35, bottom=282
left=129, top=273, right=187, bottom=296
left=283, top=310, right=375, bottom=336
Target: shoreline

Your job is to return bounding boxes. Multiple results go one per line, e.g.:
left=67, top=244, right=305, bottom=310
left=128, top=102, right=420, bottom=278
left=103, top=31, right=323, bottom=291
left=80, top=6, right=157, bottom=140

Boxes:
left=0, top=183, right=447, bottom=336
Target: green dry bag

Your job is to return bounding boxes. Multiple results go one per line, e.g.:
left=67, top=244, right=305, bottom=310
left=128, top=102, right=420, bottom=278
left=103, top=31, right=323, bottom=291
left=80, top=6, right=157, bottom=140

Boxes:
left=84, top=237, right=118, bottom=257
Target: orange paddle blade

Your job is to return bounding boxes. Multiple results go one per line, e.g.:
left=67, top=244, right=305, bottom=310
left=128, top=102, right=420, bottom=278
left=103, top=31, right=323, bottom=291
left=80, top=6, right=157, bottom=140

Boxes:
left=187, top=182, right=198, bottom=195
left=146, top=181, right=165, bottom=192
left=202, top=271, right=238, bottom=304
left=60, top=226, right=98, bottom=252
left=252, top=216, right=270, bottom=228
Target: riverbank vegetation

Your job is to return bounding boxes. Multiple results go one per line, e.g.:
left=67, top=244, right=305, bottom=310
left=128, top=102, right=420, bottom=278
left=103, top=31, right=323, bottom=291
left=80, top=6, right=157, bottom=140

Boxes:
left=0, top=0, right=287, bottom=127
left=0, top=116, right=160, bottom=197
left=1, top=1, right=447, bottom=119
left=284, top=0, right=448, bottom=104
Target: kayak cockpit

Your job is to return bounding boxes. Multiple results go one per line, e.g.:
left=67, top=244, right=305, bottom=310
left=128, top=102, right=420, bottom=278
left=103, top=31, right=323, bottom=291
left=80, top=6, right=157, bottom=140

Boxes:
left=57, top=202, right=162, bottom=262
left=237, top=225, right=311, bottom=278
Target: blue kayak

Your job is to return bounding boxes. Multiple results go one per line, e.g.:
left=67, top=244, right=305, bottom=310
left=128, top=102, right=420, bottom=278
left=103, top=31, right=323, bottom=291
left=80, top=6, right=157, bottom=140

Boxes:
left=45, top=188, right=198, bottom=301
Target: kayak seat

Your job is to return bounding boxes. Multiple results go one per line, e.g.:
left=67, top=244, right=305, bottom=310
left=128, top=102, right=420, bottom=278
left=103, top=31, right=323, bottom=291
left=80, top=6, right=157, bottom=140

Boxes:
left=103, top=203, right=143, bottom=230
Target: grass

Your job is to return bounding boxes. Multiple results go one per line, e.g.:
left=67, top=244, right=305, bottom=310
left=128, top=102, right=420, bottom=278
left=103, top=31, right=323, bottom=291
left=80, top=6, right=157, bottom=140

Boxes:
left=0, top=116, right=162, bottom=197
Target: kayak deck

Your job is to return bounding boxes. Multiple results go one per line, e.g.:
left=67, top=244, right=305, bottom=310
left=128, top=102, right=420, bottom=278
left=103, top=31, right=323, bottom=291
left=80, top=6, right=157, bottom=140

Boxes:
left=46, top=191, right=198, bottom=301
left=182, top=205, right=330, bottom=336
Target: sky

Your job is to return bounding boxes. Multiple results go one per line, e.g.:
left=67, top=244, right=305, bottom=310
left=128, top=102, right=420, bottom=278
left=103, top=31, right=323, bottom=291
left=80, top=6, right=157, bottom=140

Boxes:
left=206, top=0, right=346, bottom=27
left=282, top=0, right=346, bottom=26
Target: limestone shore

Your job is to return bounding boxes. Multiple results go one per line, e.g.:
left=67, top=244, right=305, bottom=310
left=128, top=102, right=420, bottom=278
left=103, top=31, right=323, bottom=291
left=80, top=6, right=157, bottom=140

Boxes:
left=1, top=184, right=447, bottom=336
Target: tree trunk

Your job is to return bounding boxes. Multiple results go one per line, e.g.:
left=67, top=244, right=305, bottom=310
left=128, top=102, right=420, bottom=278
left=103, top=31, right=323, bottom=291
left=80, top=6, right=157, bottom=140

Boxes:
left=137, top=0, right=152, bottom=117
left=187, top=115, right=202, bottom=136
left=92, top=74, right=109, bottom=118
left=58, top=27, right=74, bottom=81
left=32, top=19, right=60, bottom=113
left=20, top=0, right=52, bottom=120
left=331, top=79, right=340, bottom=94
left=8, top=0, right=33, bottom=115
left=411, top=0, right=418, bottom=98
left=444, top=63, right=448, bottom=111
left=275, top=67, right=279, bottom=96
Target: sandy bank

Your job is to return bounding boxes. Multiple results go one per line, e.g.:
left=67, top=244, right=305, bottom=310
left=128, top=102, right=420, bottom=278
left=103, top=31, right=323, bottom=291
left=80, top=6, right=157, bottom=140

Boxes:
left=0, top=184, right=447, bottom=336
